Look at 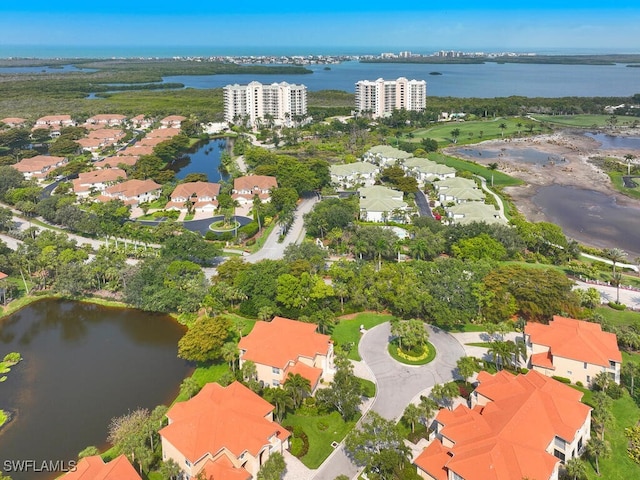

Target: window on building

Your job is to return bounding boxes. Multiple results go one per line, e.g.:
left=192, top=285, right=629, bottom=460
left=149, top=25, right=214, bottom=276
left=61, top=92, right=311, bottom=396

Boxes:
left=272, top=367, right=280, bottom=374
left=553, top=449, right=566, bottom=462
left=272, top=380, right=280, bottom=387
left=584, top=362, right=588, bottom=369
left=610, top=360, right=617, bottom=368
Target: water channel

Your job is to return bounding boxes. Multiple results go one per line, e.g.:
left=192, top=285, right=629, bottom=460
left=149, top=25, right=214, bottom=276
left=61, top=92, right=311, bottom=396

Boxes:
left=0, top=299, right=191, bottom=480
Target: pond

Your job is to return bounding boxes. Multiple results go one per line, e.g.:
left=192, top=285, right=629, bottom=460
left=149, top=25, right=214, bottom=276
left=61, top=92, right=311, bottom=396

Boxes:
left=0, top=299, right=191, bottom=480
left=451, top=146, right=565, bottom=166
left=531, top=185, right=640, bottom=259
left=584, top=133, right=640, bottom=150
left=169, top=138, right=231, bottom=182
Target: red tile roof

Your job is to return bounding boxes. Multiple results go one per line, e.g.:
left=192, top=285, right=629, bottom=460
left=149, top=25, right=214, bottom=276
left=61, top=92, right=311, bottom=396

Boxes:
left=233, top=175, right=278, bottom=193
left=160, top=382, right=290, bottom=463
left=530, top=351, right=556, bottom=370
left=415, top=370, right=591, bottom=480
left=283, top=361, right=323, bottom=390
left=146, top=128, right=181, bottom=138
left=0, top=272, right=8, bottom=280
left=12, top=155, right=67, bottom=173
left=200, top=456, right=251, bottom=480
left=1, top=117, right=27, bottom=125
left=61, top=454, right=141, bottom=480
left=525, top=316, right=622, bottom=367
left=238, top=317, right=332, bottom=369
left=171, top=182, right=220, bottom=201
left=103, top=179, right=161, bottom=199
left=95, top=156, right=138, bottom=169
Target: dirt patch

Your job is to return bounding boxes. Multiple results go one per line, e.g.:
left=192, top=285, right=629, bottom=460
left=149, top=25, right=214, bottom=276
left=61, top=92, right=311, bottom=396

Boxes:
left=444, top=129, right=640, bottom=223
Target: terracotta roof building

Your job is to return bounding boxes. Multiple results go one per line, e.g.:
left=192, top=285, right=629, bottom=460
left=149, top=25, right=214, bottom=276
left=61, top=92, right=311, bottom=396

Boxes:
left=35, top=114, right=75, bottom=128
left=167, top=182, right=221, bottom=212
left=1, top=117, right=27, bottom=127
left=525, top=315, right=622, bottom=386
left=232, top=175, right=278, bottom=205
left=12, top=155, right=68, bottom=180
left=99, top=179, right=161, bottom=207
left=95, top=155, right=139, bottom=169
left=160, top=381, right=289, bottom=480
left=238, top=317, right=334, bottom=392
left=61, top=454, right=141, bottom=480
left=73, top=168, right=127, bottom=197
left=85, top=114, right=127, bottom=126
left=160, top=115, right=186, bottom=128
left=415, top=370, right=592, bottom=480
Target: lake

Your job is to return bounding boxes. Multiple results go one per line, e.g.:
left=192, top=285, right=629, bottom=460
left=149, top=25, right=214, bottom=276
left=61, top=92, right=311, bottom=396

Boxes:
left=160, top=61, right=640, bottom=97
left=531, top=185, right=640, bottom=259
left=585, top=132, right=640, bottom=150
left=0, top=299, right=191, bottom=480
left=170, top=138, right=230, bottom=182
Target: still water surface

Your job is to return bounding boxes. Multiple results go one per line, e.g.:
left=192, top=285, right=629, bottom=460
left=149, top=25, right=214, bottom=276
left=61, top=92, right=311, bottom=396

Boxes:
left=0, top=300, right=191, bottom=480
left=170, top=138, right=230, bottom=182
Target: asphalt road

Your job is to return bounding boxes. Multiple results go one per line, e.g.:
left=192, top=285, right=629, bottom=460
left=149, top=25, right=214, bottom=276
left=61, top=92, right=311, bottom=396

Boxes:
left=312, top=322, right=466, bottom=480
left=414, top=189, right=434, bottom=219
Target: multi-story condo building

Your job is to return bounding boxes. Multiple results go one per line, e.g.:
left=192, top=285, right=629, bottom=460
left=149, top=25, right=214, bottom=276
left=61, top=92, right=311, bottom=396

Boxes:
left=355, top=77, right=426, bottom=118
left=223, top=81, right=307, bottom=128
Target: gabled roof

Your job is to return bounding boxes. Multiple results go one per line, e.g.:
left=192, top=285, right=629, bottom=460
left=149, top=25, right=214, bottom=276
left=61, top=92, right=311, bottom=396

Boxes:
left=103, top=179, right=161, bottom=198
left=525, top=316, right=622, bottom=367
left=366, top=145, right=413, bottom=160
left=12, top=155, right=67, bottom=173
left=171, top=182, right=220, bottom=201
left=146, top=128, right=181, bottom=138
left=435, top=177, right=477, bottom=190
left=330, top=161, right=379, bottom=177
left=73, top=169, right=127, bottom=192
left=95, top=155, right=139, bottom=169
left=283, top=361, right=323, bottom=390
left=160, top=382, right=289, bottom=463
left=416, top=370, right=591, bottom=480
left=233, top=175, right=278, bottom=192
left=61, top=454, right=141, bottom=480
left=238, top=317, right=331, bottom=369
left=200, top=456, right=251, bottom=480
left=403, top=157, right=456, bottom=176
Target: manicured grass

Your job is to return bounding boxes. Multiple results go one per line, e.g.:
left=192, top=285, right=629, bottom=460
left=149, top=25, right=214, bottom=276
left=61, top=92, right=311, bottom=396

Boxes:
left=609, top=171, right=640, bottom=201
left=596, top=306, right=640, bottom=327
left=426, top=152, right=523, bottom=187
left=585, top=392, right=640, bottom=479
left=249, top=220, right=277, bottom=253
left=283, top=411, right=357, bottom=469
left=410, top=117, right=541, bottom=145
left=224, top=313, right=257, bottom=337
left=446, top=323, right=489, bottom=333
left=531, top=114, right=639, bottom=128
left=332, top=313, right=395, bottom=360
left=358, top=378, right=376, bottom=398
left=0, top=409, right=8, bottom=427
left=190, top=363, right=230, bottom=388
left=387, top=341, right=437, bottom=366
left=464, top=342, right=492, bottom=348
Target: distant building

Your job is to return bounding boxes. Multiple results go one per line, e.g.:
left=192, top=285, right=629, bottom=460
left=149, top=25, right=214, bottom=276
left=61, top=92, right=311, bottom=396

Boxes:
left=355, top=77, right=426, bottom=118
left=232, top=175, right=278, bottom=206
left=61, top=455, right=140, bottom=480
left=98, top=179, right=162, bottom=207
left=358, top=185, right=410, bottom=223
left=72, top=168, right=127, bottom=198
left=223, top=81, right=307, bottom=128
left=330, top=161, right=379, bottom=189
left=1, top=117, right=27, bottom=128
left=363, top=145, right=414, bottom=167
left=84, top=114, right=127, bottom=126
left=167, top=182, right=221, bottom=213
left=12, top=155, right=68, bottom=181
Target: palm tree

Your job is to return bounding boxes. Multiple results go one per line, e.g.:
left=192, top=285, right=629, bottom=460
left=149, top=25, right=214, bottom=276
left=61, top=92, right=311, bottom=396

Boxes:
left=456, top=356, right=478, bottom=383
left=284, top=373, right=311, bottom=409
left=373, top=237, right=391, bottom=272
left=403, top=403, right=422, bottom=433
left=586, top=437, right=611, bottom=475
left=499, top=123, right=507, bottom=138
left=221, top=342, right=238, bottom=372
left=564, top=457, right=587, bottom=480
left=264, top=387, right=293, bottom=422
left=450, top=128, right=461, bottom=144
left=603, top=248, right=627, bottom=300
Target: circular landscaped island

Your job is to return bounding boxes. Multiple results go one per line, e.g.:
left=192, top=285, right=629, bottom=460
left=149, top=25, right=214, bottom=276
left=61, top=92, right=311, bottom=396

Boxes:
left=388, top=319, right=436, bottom=365
left=388, top=340, right=437, bottom=365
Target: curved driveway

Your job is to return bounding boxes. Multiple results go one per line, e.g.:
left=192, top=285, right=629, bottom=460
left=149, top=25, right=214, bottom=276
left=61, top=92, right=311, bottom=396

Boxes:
left=312, top=322, right=465, bottom=480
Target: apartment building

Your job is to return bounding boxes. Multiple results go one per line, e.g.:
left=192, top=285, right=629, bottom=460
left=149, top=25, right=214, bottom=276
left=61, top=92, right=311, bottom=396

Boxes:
left=355, top=77, right=426, bottom=118
left=223, top=81, right=307, bottom=128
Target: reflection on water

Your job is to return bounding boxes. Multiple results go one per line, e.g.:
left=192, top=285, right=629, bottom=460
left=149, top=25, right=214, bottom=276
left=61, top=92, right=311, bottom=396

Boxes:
left=531, top=185, right=640, bottom=258
left=0, top=299, right=191, bottom=480
left=170, top=138, right=230, bottom=181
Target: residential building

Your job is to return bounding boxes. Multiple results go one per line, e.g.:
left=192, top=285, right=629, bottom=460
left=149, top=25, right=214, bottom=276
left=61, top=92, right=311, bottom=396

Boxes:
left=95, top=155, right=139, bottom=169
left=238, top=316, right=334, bottom=392
left=99, top=179, right=161, bottom=207
left=363, top=145, right=414, bottom=167
left=160, top=381, right=290, bottom=480
left=85, top=114, right=127, bottom=126
left=223, top=81, right=307, bottom=128
left=12, top=155, right=68, bottom=181
left=433, top=177, right=484, bottom=204
left=358, top=185, right=409, bottom=223
left=61, top=454, right=140, bottom=480
left=167, top=182, right=221, bottom=212
left=355, top=77, right=426, bottom=118
left=330, top=161, right=379, bottom=189
left=1, top=117, right=27, bottom=127
left=145, top=127, right=181, bottom=139
left=72, top=168, right=127, bottom=198
left=445, top=203, right=507, bottom=226
left=402, top=157, right=456, bottom=185
left=160, top=115, right=186, bottom=128
left=34, top=114, right=75, bottom=128
left=232, top=175, right=278, bottom=205
left=130, top=114, right=154, bottom=130
left=525, top=316, right=622, bottom=386
left=415, top=370, right=592, bottom=480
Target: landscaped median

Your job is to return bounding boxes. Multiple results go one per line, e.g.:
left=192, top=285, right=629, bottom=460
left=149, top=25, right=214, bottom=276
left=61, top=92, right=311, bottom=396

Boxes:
left=388, top=340, right=436, bottom=366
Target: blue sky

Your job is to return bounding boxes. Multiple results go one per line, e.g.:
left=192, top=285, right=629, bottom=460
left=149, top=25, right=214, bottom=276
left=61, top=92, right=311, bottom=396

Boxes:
left=2, top=2, right=640, bottom=54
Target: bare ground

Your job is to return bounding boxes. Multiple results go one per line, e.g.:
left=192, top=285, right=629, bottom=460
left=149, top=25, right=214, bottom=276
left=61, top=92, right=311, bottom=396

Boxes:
left=444, top=129, right=640, bottom=223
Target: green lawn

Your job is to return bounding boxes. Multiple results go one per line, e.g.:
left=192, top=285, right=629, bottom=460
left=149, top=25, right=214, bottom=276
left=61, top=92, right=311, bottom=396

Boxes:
left=387, top=341, right=437, bottom=366
left=283, top=411, right=357, bottom=469
left=464, top=342, right=492, bottom=348
left=410, top=117, right=541, bottom=145
left=531, top=114, right=639, bottom=128
left=358, top=378, right=376, bottom=398
left=596, top=306, right=640, bottom=327
left=426, top=152, right=523, bottom=187
left=332, top=313, right=395, bottom=360
left=609, top=171, right=640, bottom=201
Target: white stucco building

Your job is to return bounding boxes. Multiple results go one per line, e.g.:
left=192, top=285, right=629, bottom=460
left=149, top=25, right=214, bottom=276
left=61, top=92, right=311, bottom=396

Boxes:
left=223, top=81, right=307, bottom=128
left=355, top=77, right=426, bottom=118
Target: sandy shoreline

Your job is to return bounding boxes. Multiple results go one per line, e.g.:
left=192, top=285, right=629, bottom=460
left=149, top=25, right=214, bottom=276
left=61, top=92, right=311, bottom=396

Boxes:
left=443, top=129, right=640, bottom=251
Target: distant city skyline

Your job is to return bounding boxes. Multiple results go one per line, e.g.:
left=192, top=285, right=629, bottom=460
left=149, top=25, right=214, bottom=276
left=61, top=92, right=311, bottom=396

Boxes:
left=2, top=3, right=640, bottom=55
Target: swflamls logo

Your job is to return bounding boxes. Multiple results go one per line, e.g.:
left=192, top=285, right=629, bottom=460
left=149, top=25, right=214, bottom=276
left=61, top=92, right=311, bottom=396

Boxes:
left=3, top=460, right=77, bottom=473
